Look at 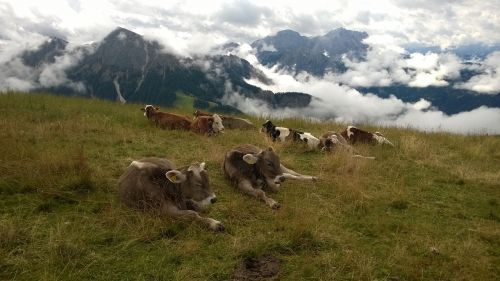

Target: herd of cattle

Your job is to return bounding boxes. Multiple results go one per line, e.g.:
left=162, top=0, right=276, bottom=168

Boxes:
left=118, top=105, right=395, bottom=231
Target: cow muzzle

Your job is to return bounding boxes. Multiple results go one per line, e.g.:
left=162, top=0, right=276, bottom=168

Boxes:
left=197, top=194, right=217, bottom=208
left=274, top=175, right=286, bottom=185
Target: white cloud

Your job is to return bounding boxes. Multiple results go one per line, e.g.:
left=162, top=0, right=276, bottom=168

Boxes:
left=1, top=0, right=499, bottom=53
left=239, top=56, right=500, bottom=134
left=326, top=43, right=463, bottom=88
left=0, top=41, right=90, bottom=92
left=456, top=51, right=500, bottom=94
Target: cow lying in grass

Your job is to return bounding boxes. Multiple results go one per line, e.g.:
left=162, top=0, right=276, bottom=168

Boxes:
left=320, top=131, right=375, bottom=159
left=223, top=144, right=317, bottom=209
left=191, top=114, right=224, bottom=136
left=141, top=105, right=191, bottom=130
left=261, top=120, right=320, bottom=150
left=193, top=110, right=255, bottom=130
left=341, top=126, right=394, bottom=146
left=118, top=158, right=224, bottom=231
left=142, top=105, right=223, bottom=136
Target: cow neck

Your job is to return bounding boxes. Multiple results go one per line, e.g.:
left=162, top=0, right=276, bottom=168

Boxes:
left=252, top=162, right=267, bottom=188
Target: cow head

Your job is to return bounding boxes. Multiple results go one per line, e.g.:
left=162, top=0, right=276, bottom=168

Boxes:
left=211, top=114, right=224, bottom=133
left=141, top=105, right=159, bottom=119
left=165, top=162, right=217, bottom=208
left=261, top=120, right=274, bottom=133
left=242, top=147, right=285, bottom=189
left=322, top=134, right=341, bottom=152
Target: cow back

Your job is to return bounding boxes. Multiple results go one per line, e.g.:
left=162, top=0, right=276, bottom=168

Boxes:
left=191, top=116, right=213, bottom=134
left=118, top=158, right=187, bottom=210
left=154, top=112, right=192, bottom=130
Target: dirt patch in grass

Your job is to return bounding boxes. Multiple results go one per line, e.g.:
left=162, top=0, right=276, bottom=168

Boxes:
left=232, top=255, right=280, bottom=281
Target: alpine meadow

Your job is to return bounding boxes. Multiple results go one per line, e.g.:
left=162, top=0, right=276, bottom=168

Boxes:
left=1, top=93, right=499, bottom=280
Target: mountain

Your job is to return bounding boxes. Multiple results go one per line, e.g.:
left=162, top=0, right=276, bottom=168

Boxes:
left=32, top=27, right=313, bottom=111
left=251, top=28, right=369, bottom=76
left=359, top=86, right=500, bottom=115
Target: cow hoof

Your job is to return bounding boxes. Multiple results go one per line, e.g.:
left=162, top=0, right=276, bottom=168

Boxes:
left=271, top=202, right=281, bottom=210
left=312, top=176, right=318, bottom=182
left=214, top=223, right=225, bottom=232
left=209, top=220, right=225, bottom=232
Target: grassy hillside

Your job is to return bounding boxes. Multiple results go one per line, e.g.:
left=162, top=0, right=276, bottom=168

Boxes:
left=0, top=93, right=499, bottom=281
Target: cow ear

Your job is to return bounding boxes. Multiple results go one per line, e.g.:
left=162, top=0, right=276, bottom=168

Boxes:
left=267, top=146, right=274, bottom=152
left=165, top=170, right=187, bottom=183
left=199, top=162, right=206, bottom=170
left=155, top=107, right=160, bottom=110
left=140, top=108, right=145, bottom=111
left=242, top=154, right=258, bottom=165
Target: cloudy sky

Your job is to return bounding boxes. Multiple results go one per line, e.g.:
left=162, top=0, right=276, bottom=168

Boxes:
left=2, top=0, right=500, bottom=52
left=1, top=0, right=500, bottom=133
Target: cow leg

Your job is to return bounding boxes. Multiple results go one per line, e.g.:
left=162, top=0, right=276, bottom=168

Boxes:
left=238, top=180, right=280, bottom=209
left=161, top=205, right=224, bottom=232
left=280, top=164, right=318, bottom=181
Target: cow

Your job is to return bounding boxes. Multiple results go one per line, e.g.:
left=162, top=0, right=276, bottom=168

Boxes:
left=141, top=105, right=192, bottom=130
left=118, top=158, right=224, bottom=231
left=223, top=144, right=318, bottom=209
left=261, top=120, right=291, bottom=142
left=341, top=126, right=394, bottom=146
left=193, top=110, right=255, bottom=130
left=261, top=120, right=320, bottom=150
left=320, top=131, right=375, bottom=159
left=319, top=131, right=350, bottom=152
left=190, top=114, right=224, bottom=136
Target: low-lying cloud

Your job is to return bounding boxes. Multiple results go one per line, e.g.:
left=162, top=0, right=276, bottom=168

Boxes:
left=331, top=45, right=462, bottom=88
left=228, top=44, right=500, bottom=134
left=456, top=51, right=500, bottom=94
left=0, top=39, right=90, bottom=93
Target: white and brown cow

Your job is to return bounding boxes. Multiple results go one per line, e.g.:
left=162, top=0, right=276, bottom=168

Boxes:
left=118, top=157, right=224, bottom=231
left=320, top=131, right=375, bottom=159
left=223, top=144, right=317, bottom=209
left=193, top=110, right=255, bottom=130
left=141, top=105, right=192, bottom=130
left=341, top=126, right=394, bottom=146
left=261, top=120, right=320, bottom=150
left=190, top=114, right=224, bottom=136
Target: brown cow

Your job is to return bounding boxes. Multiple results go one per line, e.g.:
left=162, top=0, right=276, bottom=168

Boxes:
left=223, top=144, right=317, bottom=209
left=190, top=114, right=224, bottom=136
left=118, top=158, right=224, bottom=231
left=193, top=110, right=255, bottom=130
left=141, top=105, right=191, bottom=130
left=341, top=126, right=394, bottom=146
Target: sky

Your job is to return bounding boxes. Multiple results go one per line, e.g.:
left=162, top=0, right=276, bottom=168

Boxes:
left=2, top=0, right=500, bottom=51
left=0, top=0, right=499, bottom=133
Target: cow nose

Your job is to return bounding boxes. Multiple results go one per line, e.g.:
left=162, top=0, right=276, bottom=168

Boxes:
left=274, top=175, right=285, bottom=184
left=210, top=197, right=217, bottom=204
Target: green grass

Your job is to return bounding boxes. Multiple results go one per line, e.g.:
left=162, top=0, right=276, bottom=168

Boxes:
left=1, top=93, right=499, bottom=280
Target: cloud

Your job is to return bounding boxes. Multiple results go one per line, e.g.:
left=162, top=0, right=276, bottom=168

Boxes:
left=456, top=51, right=500, bottom=94
left=1, top=0, right=499, bottom=55
left=214, top=0, right=272, bottom=26
left=38, top=47, right=87, bottom=91
left=331, top=44, right=463, bottom=88
left=0, top=40, right=90, bottom=93
left=231, top=48, right=500, bottom=134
